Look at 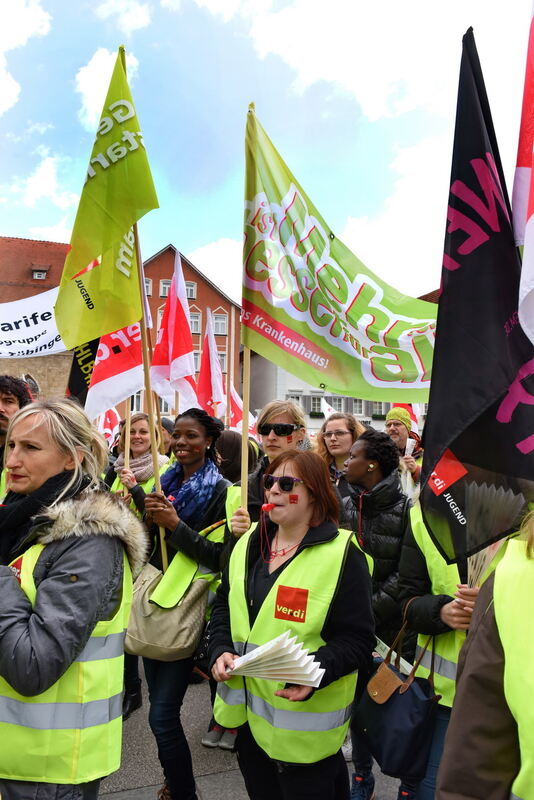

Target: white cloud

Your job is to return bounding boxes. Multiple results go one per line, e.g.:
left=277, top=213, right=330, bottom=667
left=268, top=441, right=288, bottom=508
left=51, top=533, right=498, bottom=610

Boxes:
left=27, top=121, right=54, bottom=135
left=0, top=0, right=51, bottom=116
left=340, top=133, right=451, bottom=298
left=160, top=0, right=181, bottom=9
left=186, top=238, right=243, bottom=303
left=75, top=48, right=140, bottom=131
left=17, top=155, right=79, bottom=210
left=30, top=215, right=72, bottom=243
left=95, top=0, right=151, bottom=35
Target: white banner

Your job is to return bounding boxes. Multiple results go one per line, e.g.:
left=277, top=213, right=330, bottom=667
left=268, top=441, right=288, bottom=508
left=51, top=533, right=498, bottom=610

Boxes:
left=0, top=288, right=67, bottom=358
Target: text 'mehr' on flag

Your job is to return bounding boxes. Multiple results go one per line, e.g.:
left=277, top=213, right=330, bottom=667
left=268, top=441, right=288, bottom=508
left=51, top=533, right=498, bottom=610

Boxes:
left=241, top=104, right=437, bottom=401
left=420, top=28, right=534, bottom=564
left=54, top=46, right=159, bottom=349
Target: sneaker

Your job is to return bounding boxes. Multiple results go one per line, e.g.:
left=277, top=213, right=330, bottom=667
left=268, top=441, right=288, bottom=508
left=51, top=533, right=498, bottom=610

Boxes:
left=397, top=786, right=417, bottom=800
left=201, top=723, right=224, bottom=748
left=218, top=727, right=238, bottom=751
left=351, top=772, right=376, bottom=800
left=342, top=734, right=352, bottom=762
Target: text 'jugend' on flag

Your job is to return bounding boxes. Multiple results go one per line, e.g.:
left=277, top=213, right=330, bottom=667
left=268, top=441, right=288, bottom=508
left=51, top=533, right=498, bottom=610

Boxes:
left=150, top=249, right=199, bottom=413
left=419, top=28, right=534, bottom=565
left=241, top=104, right=437, bottom=401
left=54, top=46, right=159, bottom=349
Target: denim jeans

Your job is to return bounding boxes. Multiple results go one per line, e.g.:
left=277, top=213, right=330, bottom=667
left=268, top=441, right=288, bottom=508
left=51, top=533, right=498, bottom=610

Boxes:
left=0, top=780, right=101, bottom=799
left=415, top=704, right=451, bottom=800
left=143, top=657, right=197, bottom=800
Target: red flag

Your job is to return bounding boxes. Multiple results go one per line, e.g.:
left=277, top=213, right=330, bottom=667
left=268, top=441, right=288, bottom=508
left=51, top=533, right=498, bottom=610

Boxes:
left=84, top=323, right=144, bottom=420
left=196, top=309, right=227, bottom=418
left=513, top=8, right=534, bottom=247
left=229, top=381, right=257, bottom=438
left=96, top=406, right=121, bottom=445
left=150, top=251, right=199, bottom=411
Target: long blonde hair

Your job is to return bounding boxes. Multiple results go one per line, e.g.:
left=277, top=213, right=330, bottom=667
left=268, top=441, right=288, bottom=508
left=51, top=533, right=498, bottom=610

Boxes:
left=5, top=399, right=108, bottom=504
left=315, top=412, right=366, bottom=466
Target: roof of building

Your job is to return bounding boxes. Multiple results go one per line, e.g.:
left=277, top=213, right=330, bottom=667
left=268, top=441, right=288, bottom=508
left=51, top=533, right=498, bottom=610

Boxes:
left=418, top=288, right=440, bottom=304
left=144, top=243, right=241, bottom=309
left=0, top=236, right=69, bottom=298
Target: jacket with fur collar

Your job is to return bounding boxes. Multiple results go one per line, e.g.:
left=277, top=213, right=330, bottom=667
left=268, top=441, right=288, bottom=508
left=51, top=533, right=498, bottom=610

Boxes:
left=0, top=490, right=147, bottom=697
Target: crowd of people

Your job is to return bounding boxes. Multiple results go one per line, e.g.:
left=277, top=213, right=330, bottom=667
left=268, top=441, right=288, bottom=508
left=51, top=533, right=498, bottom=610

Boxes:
left=0, top=374, right=530, bottom=800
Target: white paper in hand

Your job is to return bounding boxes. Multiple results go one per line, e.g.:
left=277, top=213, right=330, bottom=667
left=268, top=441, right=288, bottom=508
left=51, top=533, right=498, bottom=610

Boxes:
left=230, top=630, right=325, bottom=688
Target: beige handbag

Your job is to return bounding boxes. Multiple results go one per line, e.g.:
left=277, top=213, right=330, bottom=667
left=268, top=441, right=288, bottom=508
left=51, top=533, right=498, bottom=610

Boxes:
left=124, top=563, right=209, bottom=661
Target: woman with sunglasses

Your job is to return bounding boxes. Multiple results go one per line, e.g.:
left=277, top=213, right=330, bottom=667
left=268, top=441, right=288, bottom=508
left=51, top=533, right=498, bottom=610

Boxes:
left=209, top=450, right=375, bottom=800
left=245, top=400, right=307, bottom=523
left=316, top=413, right=366, bottom=499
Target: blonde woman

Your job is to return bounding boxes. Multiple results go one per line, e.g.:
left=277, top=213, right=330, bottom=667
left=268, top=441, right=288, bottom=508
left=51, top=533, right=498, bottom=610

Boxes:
left=316, top=412, right=366, bottom=498
left=0, top=399, right=146, bottom=799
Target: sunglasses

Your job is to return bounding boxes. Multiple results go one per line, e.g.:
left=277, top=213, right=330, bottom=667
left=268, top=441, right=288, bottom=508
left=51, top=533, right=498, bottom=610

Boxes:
left=264, top=474, right=304, bottom=492
left=258, top=423, right=299, bottom=437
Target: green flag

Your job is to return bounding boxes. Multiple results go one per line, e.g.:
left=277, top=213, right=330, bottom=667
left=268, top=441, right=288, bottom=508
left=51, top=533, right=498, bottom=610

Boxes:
left=54, top=47, right=159, bottom=349
left=242, top=105, right=437, bottom=400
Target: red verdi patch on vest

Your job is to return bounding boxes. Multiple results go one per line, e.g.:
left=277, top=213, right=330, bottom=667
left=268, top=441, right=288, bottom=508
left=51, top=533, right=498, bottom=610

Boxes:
left=9, top=556, right=23, bottom=584
left=274, top=585, right=308, bottom=623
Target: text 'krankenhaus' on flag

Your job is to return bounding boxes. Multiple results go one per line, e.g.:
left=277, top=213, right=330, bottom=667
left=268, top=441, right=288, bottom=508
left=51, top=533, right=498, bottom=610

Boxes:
left=241, top=104, right=437, bottom=401
left=54, top=47, right=159, bottom=349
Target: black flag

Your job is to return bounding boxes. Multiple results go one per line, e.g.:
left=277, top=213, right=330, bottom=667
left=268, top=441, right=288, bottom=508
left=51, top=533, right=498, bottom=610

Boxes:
left=66, top=339, right=99, bottom=406
left=420, top=28, right=534, bottom=564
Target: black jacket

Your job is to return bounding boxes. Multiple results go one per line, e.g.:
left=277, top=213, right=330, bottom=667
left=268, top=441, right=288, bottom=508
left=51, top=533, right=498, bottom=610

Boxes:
left=340, top=471, right=411, bottom=651
left=150, top=476, right=231, bottom=573
left=209, top=519, right=376, bottom=688
left=243, top=456, right=268, bottom=523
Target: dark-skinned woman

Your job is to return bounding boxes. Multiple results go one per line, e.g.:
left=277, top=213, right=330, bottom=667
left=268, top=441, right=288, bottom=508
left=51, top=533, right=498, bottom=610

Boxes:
left=141, top=408, right=250, bottom=800
left=341, top=430, right=415, bottom=800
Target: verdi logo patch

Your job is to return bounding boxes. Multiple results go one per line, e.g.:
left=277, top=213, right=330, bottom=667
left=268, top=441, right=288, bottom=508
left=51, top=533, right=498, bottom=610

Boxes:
left=274, top=585, right=308, bottom=623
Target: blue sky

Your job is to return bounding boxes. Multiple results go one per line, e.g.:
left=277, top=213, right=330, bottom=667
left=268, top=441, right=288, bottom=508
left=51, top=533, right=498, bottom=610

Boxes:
left=0, top=0, right=531, bottom=303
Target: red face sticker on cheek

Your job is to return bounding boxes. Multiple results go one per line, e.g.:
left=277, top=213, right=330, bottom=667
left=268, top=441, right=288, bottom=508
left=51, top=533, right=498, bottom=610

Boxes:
left=287, top=435, right=293, bottom=443
left=289, top=494, right=299, bottom=504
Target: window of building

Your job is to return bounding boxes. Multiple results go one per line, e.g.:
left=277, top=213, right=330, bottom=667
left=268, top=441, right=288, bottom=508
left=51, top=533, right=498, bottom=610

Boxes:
left=32, top=270, right=47, bottom=280
left=144, top=278, right=152, bottom=296
left=219, top=351, right=227, bottom=372
left=190, top=312, right=201, bottom=334
left=353, top=398, right=364, bottom=415
left=372, top=401, right=385, bottom=415
left=286, top=394, right=302, bottom=406
left=310, top=396, right=322, bottom=413
left=131, top=391, right=143, bottom=412
left=193, top=351, right=200, bottom=372
left=213, top=313, right=228, bottom=335
left=160, top=279, right=171, bottom=298
left=157, top=306, right=165, bottom=330
left=159, top=397, right=171, bottom=414
left=330, top=396, right=343, bottom=412
left=185, top=281, right=196, bottom=299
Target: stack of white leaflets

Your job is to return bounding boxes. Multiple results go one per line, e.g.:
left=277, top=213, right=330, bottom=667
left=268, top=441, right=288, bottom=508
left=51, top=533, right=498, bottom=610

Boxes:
left=229, top=630, right=325, bottom=688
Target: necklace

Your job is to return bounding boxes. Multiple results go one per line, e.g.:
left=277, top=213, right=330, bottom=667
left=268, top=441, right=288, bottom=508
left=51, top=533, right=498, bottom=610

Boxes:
left=269, top=532, right=300, bottom=559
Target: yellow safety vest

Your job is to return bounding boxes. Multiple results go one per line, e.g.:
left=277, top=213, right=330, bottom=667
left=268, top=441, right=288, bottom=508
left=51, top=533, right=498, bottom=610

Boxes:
left=494, top=538, right=534, bottom=800
left=0, top=469, right=6, bottom=502
left=410, top=503, right=465, bottom=707
left=109, top=462, right=169, bottom=517
left=0, top=542, right=132, bottom=784
left=214, top=529, right=357, bottom=763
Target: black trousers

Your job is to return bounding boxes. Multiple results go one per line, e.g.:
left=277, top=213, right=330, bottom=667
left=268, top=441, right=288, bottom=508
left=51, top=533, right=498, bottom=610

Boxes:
left=236, top=723, right=350, bottom=800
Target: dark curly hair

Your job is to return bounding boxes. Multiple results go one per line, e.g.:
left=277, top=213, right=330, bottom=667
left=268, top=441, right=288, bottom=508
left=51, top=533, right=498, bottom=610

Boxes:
left=358, top=429, right=399, bottom=477
left=175, top=408, right=224, bottom=462
left=0, top=375, right=32, bottom=408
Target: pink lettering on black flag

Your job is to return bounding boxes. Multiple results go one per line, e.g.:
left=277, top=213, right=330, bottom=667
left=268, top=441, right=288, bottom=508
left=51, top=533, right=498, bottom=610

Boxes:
left=419, top=28, right=534, bottom=567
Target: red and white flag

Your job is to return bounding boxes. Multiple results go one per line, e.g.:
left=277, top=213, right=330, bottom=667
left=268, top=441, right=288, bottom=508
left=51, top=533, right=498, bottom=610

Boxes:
left=514, top=8, right=534, bottom=343
left=392, top=402, right=422, bottom=435
left=320, top=397, right=337, bottom=418
left=150, top=251, right=199, bottom=411
left=85, top=323, right=144, bottom=421
left=196, top=309, right=227, bottom=418
left=229, top=381, right=257, bottom=438
left=96, top=406, right=121, bottom=445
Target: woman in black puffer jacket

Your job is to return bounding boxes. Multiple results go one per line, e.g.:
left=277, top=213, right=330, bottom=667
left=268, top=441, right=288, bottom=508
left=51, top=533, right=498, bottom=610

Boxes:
left=341, top=429, right=415, bottom=800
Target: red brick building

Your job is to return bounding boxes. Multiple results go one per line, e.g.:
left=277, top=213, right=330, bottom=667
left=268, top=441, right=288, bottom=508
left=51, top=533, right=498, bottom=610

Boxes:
left=0, top=237, right=241, bottom=419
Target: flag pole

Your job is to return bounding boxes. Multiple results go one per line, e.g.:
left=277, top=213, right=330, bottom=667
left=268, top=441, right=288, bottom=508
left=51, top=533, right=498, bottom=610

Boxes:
left=174, top=391, right=179, bottom=417
left=239, top=346, right=251, bottom=508
left=133, top=222, right=168, bottom=572
left=123, top=400, right=132, bottom=471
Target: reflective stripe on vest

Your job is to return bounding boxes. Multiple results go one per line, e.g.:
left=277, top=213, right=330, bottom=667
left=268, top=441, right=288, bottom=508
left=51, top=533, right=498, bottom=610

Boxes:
left=214, top=528, right=358, bottom=763
left=0, top=541, right=132, bottom=784
left=494, top=539, right=534, bottom=800
left=409, top=503, right=464, bottom=707
left=415, top=645, right=457, bottom=681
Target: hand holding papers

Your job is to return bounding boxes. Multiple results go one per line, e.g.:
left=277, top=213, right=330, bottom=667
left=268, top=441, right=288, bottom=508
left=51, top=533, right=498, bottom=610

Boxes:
left=229, top=631, right=325, bottom=688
